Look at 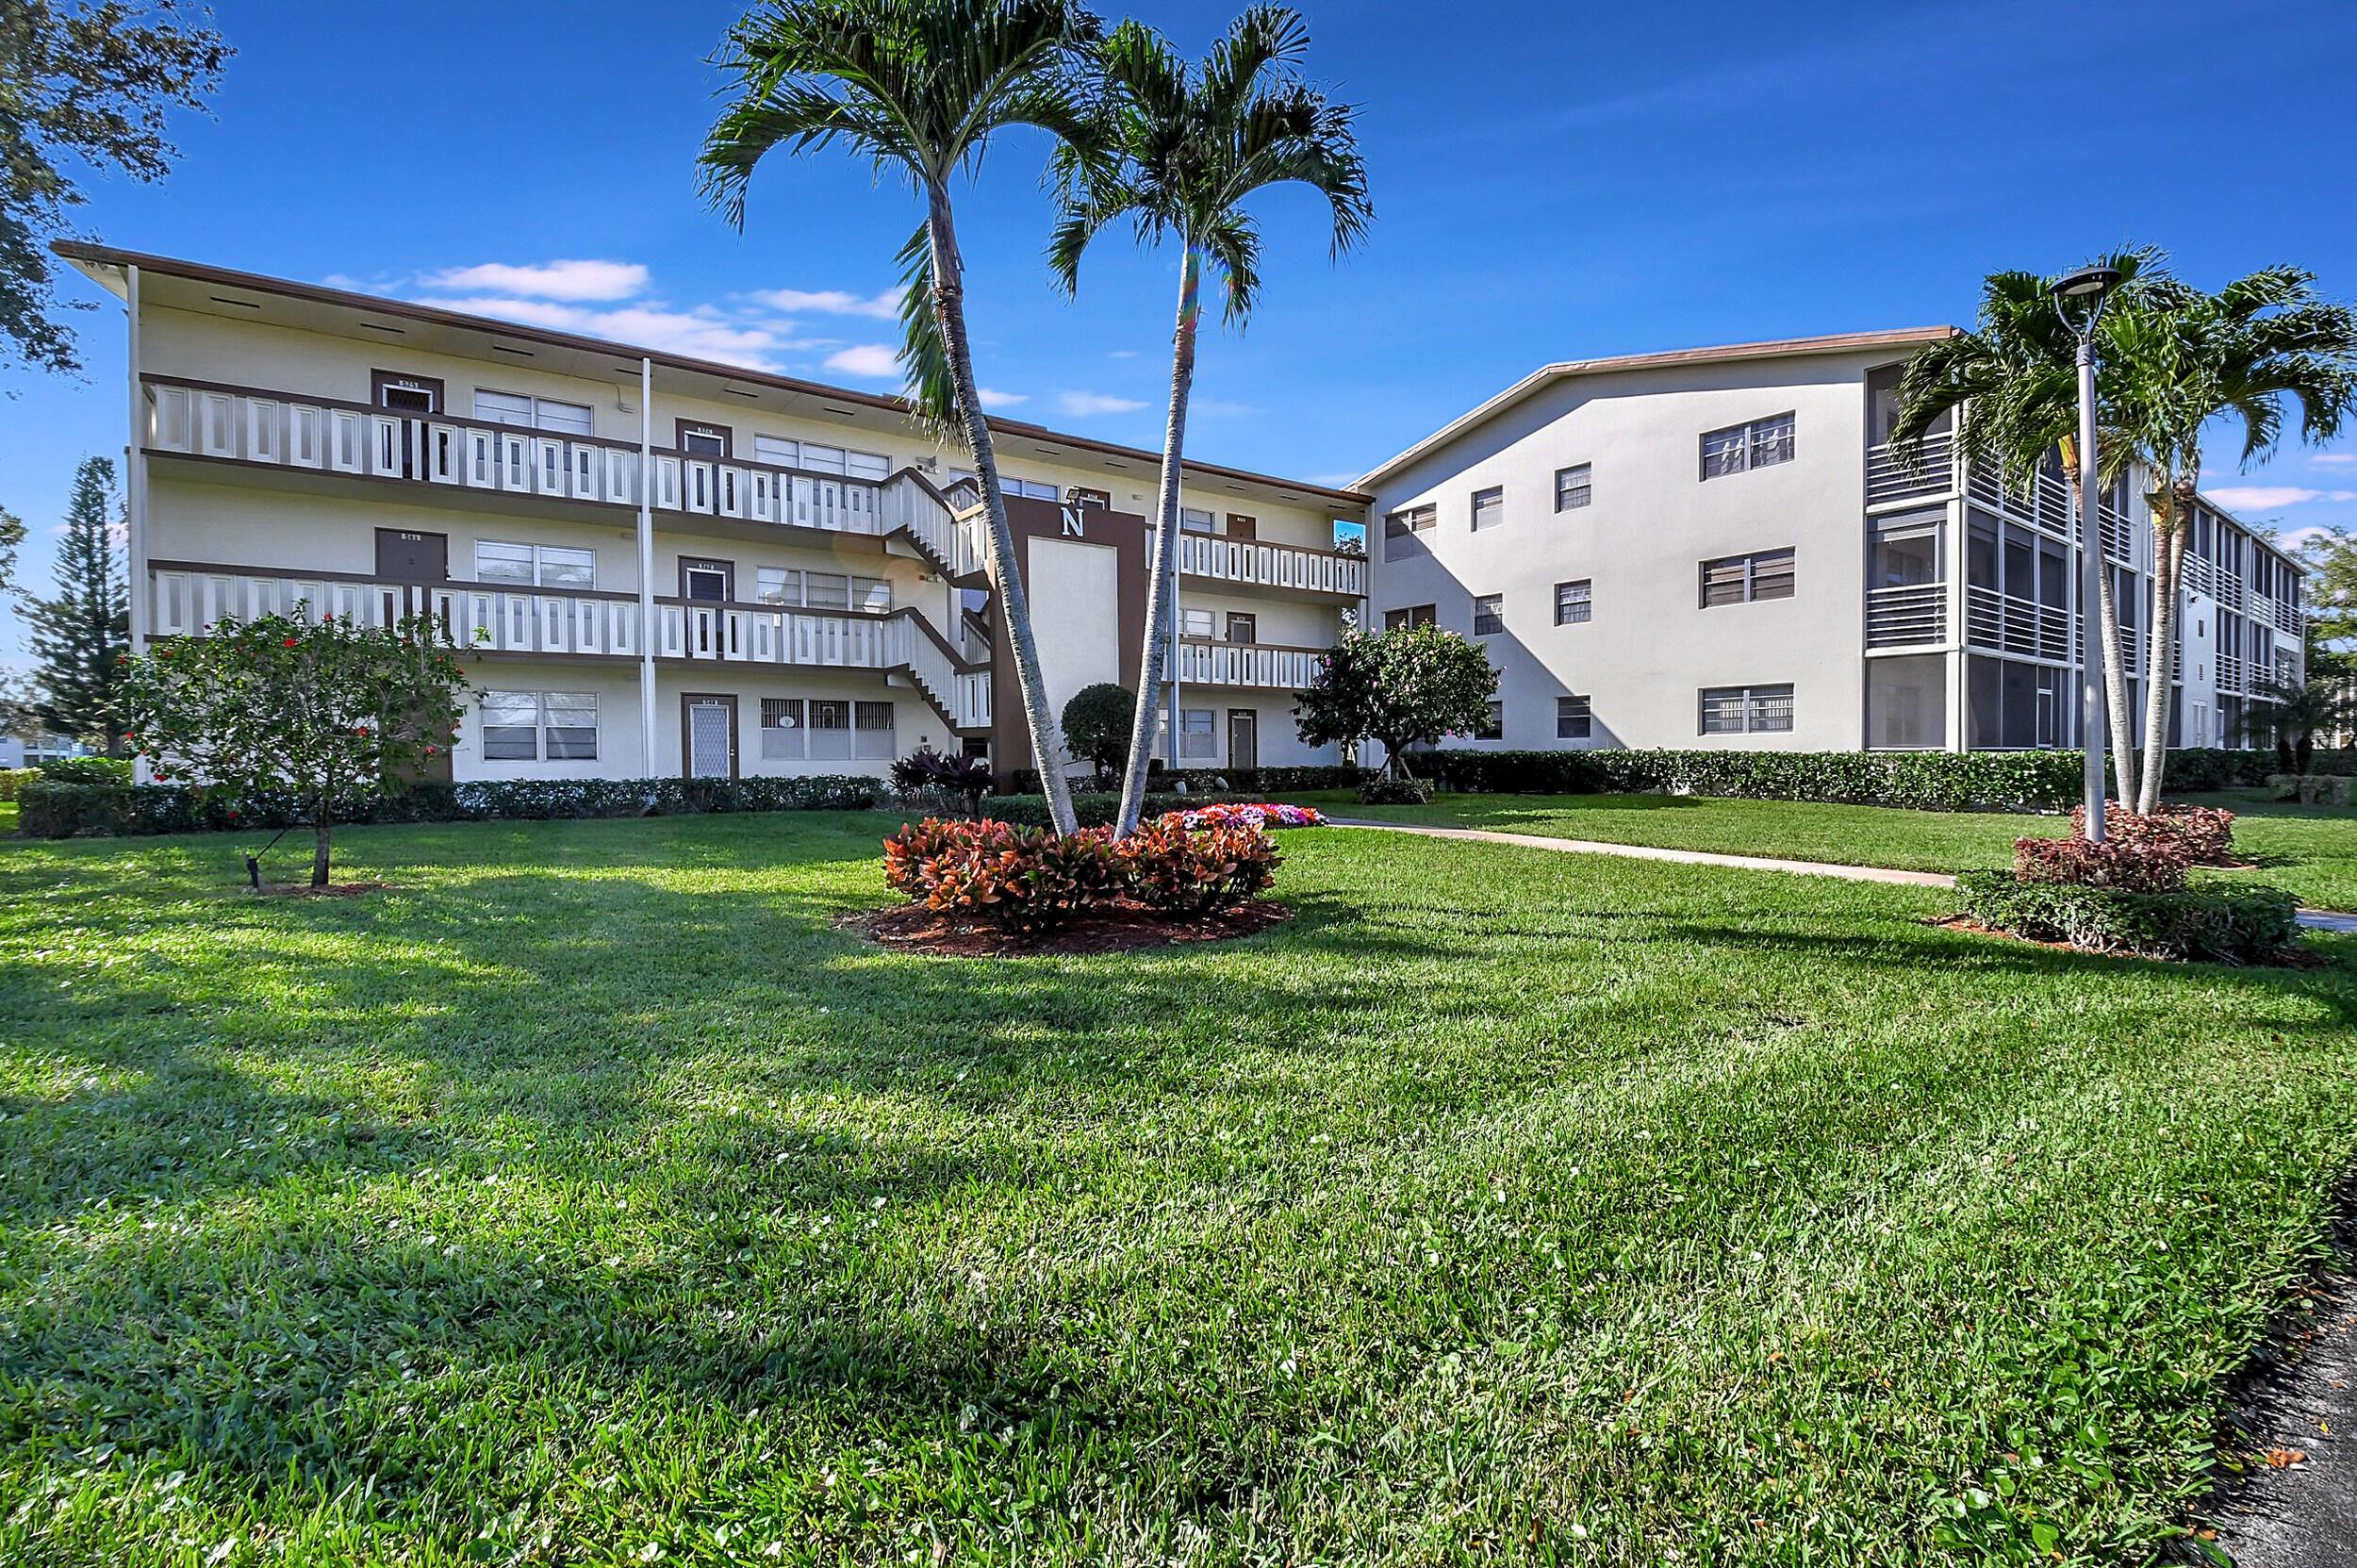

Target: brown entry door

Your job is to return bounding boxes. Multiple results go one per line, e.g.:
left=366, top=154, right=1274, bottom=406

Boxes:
left=375, top=528, right=448, bottom=583
left=1227, top=709, right=1258, bottom=771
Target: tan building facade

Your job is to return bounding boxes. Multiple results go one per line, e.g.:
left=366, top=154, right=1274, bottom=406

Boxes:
left=61, top=244, right=1371, bottom=783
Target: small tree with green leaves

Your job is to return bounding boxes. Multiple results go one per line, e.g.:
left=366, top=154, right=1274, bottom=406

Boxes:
left=1061, top=682, right=1135, bottom=783
left=1293, top=624, right=1496, bottom=779
left=121, top=612, right=470, bottom=886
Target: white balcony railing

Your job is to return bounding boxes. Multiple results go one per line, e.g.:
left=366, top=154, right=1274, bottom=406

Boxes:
left=1866, top=435, right=1955, bottom=505
left=1965, top=586, right=2076, bottom=663
left=1174, top=640, right=1327, bottom=690
left=1178, top=534, right=1364, bottom=598
left=1864, top=583, right=1946, bottom=648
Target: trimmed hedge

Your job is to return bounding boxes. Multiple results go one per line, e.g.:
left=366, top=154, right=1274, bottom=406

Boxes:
left=0, top=767, right=38, bottom=802
left=17, top=775, right=883, bottom=839
left=1953, top=870, right=2301, bottom=964
left=1400, top=748, right=2289, bottom=812
left=997, top=764, right=1370, bottom=798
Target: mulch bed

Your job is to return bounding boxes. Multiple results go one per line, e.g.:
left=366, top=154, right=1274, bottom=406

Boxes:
left=849, top=898, right=1293, bottom=957
left=254, top=882, right=389, bottom=900
left=1925, top=914, right=2324, bottom=969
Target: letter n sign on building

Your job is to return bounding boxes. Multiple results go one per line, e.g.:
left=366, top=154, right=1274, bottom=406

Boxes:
left=1060, top=504, right=1085, bottom=537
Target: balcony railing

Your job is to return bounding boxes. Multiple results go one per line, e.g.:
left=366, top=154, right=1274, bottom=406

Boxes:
left=147, top=565, right=989, bottom=731
left=2217, top=652, right=2247, bottom=694
left=140, top=378, right=974, bottom=580
left=1178, top=533, right=1365, bottom=598
left=1866, top=435, right=1955, bottom=505
left=1964, top=458, right=2139, bottom=567
left=1173, top=639, right=1328, bottom=691
left=1966, top=586, right=2076, bottom=663
left=1864, top=583, right=1946, bottom=648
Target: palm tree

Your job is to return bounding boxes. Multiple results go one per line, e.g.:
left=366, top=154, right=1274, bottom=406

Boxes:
left=701, top=0, right=1105, bottom=835
left=2246, top=675, right=2351, bottom=774
left=1891, top=253, right=2159, bottom=809
left=1044, top=7, right=1369, bottom=837
left=2102, top=267, right=2357, bottom=812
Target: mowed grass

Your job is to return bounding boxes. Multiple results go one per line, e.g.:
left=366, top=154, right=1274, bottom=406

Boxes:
left=1, top=814, right=2355, bottom=1566
left=1319, top=788, right=2357, bottom=912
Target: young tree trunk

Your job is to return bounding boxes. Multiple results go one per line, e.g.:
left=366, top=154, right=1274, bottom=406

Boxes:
left=925, top=184, right=1077, bottom=836
left=1114, top=245, right=1203, bottom=839
left=312, top=801, right=333, bottom=887
left=2135, top=480, right=2188, bottom=815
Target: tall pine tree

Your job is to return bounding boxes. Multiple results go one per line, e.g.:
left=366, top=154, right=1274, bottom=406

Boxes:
left=25, top=456, right=129, bottom=752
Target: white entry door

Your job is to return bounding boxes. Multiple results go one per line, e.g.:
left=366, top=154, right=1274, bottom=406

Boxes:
left=687, top=700, right=733, bottom=778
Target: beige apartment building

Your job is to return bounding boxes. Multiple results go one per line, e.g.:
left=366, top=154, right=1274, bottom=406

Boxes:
left=1361, top=330, right=2306, bottom=755
left=60, top=244, right=1371, bottom=783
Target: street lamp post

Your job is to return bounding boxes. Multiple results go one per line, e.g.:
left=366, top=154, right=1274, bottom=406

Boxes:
left=2050, top=264, right=2122, bottom=843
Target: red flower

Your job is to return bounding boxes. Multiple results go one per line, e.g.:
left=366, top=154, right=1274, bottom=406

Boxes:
left=282, top=637, right=299, bottom=648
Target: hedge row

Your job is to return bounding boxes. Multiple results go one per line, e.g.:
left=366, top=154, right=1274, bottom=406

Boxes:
left=1398, top=748, right=2294, bottom=813
left=17, top=775, right=884, bottom=839
left=1953, top=870, right=2301, bottom=964
left=0, top=768, right=38, bottom=803
left=997, top=764, right=1369, bottom=797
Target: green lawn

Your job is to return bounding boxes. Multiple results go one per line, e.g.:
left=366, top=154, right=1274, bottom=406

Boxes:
left=1310, top=787, right=2357, bottom=912
left=3, top=813, right=2355, bottom=1565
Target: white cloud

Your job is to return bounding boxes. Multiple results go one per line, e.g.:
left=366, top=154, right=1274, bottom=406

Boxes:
left=825, top=344, right=901, bottom=378
left=754, top=287, right=902, bottom=319
left=1056, top=391, right=1147, bottom=417
left=2204, top=485, right=2357, bottom=510
left=426, top=260, right=649, bottom=302
left=976, top=387, right=1028, bottom=408
left=2312, top=452, right=2357, bottom=468
left=1190, top=398, right=1258, bottom=418
left=428, top=296, right=789, bottom=370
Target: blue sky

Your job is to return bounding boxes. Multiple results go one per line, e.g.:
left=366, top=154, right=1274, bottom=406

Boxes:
left=5, top=0, right=2355, bottom=662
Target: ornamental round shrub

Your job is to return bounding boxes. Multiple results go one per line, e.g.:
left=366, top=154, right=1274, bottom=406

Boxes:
left=1119, top=818, right=1283, bottom=916
left=2013, top=834, right=2190, bottom=894
left=2069, top=801, right=2236, bottom=866
left=883, top=816, right=1283, bottom=930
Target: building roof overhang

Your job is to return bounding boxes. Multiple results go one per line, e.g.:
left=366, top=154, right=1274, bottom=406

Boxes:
left=55, top=240, right=1374, bottom=513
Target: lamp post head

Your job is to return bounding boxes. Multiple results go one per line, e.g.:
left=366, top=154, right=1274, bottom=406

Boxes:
left=2051, top=265, right=2125, bottom=333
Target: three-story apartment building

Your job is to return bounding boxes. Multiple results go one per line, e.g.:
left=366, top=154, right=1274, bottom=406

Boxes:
left=1360, top=329, right=2305, bottom=755
left=61, top=244, right=1371, bottom=782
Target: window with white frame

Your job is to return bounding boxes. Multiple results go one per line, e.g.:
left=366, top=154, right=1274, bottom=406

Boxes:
left=1554, top=579, right=1591, bottom=624
left=1473, top=593, right=1505, bottom=635
left=1471, top=486, right=1505, bottom=531
left=1700, top=549, right=1795, bottom=606
left=1179, top=707, right=1216, bottom=758
left=1555, top=464, right=1591, bottom=511
left=475, top=541, right=597, bottom=589
left=1181, top=506, right=1216, bottom=533
left=854, top=700, right=897, bottom=760
left=1384, top=604, right=1437, bottom=631
left=1475, top=701, right=1504, bottom=740
left=808, top=699, right=852, bottom=760
left=752, top=436, right=890, bottom=478
left=1180, top=607, right=1215, bottom=638
left=1557, top=695, right=1591, bottom=739
left=761, top=697, right=804, bottom=759
left=755, top=568, right=889, bottom=613
left=1699, top=684, right=1793, bottom=734
left=473, top=389, right=593, bottom=436
left=1699, top=412, right=1795, bottom=479
left=480, top=690, right=598, bottom=760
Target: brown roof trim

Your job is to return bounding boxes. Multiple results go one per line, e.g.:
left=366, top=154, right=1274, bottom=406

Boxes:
left=1356, top=324, right=1961, bottom=488
left=55, top=239, right=1374, bottom=508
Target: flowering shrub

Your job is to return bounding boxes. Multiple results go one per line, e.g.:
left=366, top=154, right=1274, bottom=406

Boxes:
left=1161, top=801, right=1325, bottom=831
left=2014, top=834, right=2189, bottom=894
left=883, top=818, right=1121, bottom=932
left=1119, top=818, right=1283, bottom=915
left=2069, top=801, right=2236, bottom=865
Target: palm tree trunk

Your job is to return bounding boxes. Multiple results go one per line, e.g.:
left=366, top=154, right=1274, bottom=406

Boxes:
left=2135, top=481, right=2185, bottom=815
left=925, top=183, right=1078, bottom=836
left=2060, top=447, right=2137, bottom=805
left=1114, top=245, right=1202, bottom=839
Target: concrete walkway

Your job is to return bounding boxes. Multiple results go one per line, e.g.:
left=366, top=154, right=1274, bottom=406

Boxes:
left=1329, top=817, right=2355, bottom=930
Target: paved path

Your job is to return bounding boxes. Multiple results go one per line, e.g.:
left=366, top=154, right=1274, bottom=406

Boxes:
left=1328, top=817, right=2355, bottom=930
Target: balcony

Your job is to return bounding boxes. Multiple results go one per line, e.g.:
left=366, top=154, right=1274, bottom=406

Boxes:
left=1866, top=435, right=1954, bottom=506
left=1864, top=583, right=1946, bottom=648
left=1178, top=533, right=1365, bottom=600
left=147, top=564, right=989, bottom=732
left=1172, top=638, right=1328, bottom=691
left=1966, top=586, right=2076, bottom=663
left=140, top=378, right=977, bottom=579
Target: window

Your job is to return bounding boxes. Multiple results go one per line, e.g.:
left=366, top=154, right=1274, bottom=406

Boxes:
left=1471, top=487, right=1505, bottom=531
left=1555, top=464, right=1591, bottom=511
left=1071, top=487, right=1113, bottom=509
left=481, top=690, right=596, bottom=761
left=800, top=443, right=846, bottom=474
left=1180, top=506, right=1216, bottom=534
left=753, top=435, right=799, bottom=468
left=474, top=390, right=593, bottom=436
left=761, top=697, right=805, bottom=760
left=808, top=699, right=852, bottom=761
left=848, top=451, right=890, bottom=481
left=1699, top=684, right=1794, bottom=735
left=1009, top=477, right=1061, bottom=501
left=1384, top=604, right=1437, bottom=632
left=679, top=421, right=729, bottom=457
left=1868, top=655, right=1946, bottom=750
left=855, top=576, right=891, bottom=614
left=1383, top=503, right=1436, bottom=561
left=1554, top=579, right=1591, bottom=625
left=1699, top=412, right=1795, bottom=479
left=1179, top=707, right=1216, bottom=759
left=1475, top=701, right=1504, bottom=740
left=475, top=541, right=596, bottom=589
left=1226, top=613, right=1257, bottom=644
left=855, top=700, right=897, bottom=760
left=803, top=572, right=849, bottom=611
left=1472, top=594, right=1505, bottom=635
left=1870, top=508, right=1942, bottom=588
left=1557, top=695, right=1591, bottom=739
left=1180, top=607, right=1215, bottom=638
left=1700, top=549, right=1795, bottom=606
left=755, top=567, right=800, bottom=605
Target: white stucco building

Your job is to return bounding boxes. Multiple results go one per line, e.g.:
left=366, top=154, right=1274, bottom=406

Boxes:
left=60, top=243, right=1371, bottom=784
left=1360, top=330, right=2305, bottom=755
